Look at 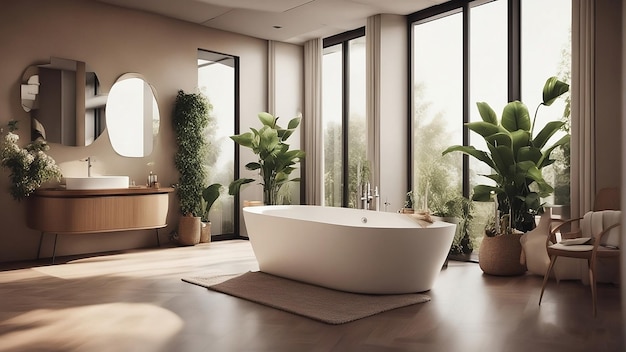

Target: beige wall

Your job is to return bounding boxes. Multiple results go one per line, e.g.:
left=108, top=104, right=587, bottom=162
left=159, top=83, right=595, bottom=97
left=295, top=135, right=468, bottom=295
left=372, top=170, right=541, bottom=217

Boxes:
left=378, top=14, right=409, bottom=213
left=0, top=0, right=271, bottom=261
left=595, top=0, right=623, bottom=190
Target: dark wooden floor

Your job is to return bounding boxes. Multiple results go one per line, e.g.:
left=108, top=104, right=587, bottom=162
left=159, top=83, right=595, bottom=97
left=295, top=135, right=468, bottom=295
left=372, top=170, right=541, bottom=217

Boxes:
left=0, top=240, right=622, bottom=352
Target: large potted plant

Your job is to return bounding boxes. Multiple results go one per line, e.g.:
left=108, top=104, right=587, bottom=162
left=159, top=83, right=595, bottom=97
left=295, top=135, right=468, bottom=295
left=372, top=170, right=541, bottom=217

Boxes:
left=228, top=112, right=305, bottom=205
left=173, top=90, right=210, bottom=245
left=199, top=183, right=222, bottom=243
left=442, top=76, right=570, bottom=275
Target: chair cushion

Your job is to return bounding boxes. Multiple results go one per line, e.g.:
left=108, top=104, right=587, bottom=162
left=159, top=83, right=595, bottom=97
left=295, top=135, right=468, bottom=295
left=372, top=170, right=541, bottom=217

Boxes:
left=548, top=243, right=594, bottom=252
left=601, top=210, right=620, bottom=248
left=581, top=210, right=621, bottom=248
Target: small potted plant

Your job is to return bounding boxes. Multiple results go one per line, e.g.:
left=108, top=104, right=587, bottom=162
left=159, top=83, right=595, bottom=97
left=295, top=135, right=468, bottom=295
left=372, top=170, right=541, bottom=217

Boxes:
left=228, top=112, right=305, bottom=205
left=1, top=120, right=62, bottom=200
left=432, top=196, right=474, bottom=256
left=399, top=191, right=415, bottom=214
left=199, top=183, right=222, bottom=243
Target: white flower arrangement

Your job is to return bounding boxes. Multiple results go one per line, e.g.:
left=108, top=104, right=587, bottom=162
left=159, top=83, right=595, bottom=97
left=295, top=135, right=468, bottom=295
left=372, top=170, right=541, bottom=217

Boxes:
left=1, top=122, right=62, bottom=201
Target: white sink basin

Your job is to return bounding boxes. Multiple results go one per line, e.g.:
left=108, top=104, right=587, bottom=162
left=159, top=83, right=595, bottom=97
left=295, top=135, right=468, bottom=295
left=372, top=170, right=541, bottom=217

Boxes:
left=65, top=176, right=130, bottom=190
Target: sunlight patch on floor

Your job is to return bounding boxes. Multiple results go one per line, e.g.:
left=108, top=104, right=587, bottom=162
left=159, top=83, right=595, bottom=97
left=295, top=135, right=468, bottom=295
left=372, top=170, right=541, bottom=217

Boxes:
left=0, top=303, right=184, bottom=351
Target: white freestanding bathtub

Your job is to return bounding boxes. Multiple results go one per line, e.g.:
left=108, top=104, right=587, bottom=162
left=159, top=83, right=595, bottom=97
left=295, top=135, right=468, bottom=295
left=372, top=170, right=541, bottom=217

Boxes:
left=243, top=205, right=456, bottom=294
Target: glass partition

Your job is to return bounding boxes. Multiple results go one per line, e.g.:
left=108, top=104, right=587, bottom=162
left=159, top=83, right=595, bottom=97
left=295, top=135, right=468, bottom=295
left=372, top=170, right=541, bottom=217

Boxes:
left=197, top=49, right=238, bottom=238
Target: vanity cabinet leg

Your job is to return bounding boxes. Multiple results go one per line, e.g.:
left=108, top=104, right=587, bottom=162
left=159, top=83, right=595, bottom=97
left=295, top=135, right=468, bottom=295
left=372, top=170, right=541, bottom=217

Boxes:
left=51, top=234, right=58, bottom=264
left=37, top=232, right=44, bottom=260
left=155, top=229, right=161, bottom=247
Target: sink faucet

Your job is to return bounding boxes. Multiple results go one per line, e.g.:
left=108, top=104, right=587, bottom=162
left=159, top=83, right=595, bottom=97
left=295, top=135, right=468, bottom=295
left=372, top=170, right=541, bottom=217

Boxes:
left=81, top=157, right=93, bottom=177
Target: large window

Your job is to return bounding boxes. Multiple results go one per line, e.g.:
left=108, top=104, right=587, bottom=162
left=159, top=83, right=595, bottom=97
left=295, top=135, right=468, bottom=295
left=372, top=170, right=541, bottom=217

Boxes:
left=322, top=29, right=366, bottom=208
left=197, top=49, right=238, bottom=238
left=521, top=0, right=572, bottom=206
left=410, top=0, right=571, bottom=250
left=412, top=11, right=463, bottom=213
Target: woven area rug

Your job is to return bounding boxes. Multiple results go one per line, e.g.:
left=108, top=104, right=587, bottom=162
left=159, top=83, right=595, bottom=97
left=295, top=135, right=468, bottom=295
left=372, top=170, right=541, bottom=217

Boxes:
left=182, top=271, right=430, bottom=324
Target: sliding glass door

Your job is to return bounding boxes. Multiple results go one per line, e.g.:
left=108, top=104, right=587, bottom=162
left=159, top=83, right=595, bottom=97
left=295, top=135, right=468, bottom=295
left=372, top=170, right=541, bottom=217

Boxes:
left=197, top=49, right=238, bottom=238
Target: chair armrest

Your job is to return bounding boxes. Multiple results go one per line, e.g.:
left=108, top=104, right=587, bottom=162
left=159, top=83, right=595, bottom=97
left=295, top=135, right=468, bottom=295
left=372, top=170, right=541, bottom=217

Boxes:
left=548, top=217, right=583, bottom=245
left=593, top=222, right=621, bottom=250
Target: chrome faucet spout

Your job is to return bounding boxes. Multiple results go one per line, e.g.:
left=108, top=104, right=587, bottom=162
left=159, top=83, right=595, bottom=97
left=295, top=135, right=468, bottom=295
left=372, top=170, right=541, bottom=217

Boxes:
left=81, top=157, right=93, bottom=177
left=374, top=186, right=380, bottom=211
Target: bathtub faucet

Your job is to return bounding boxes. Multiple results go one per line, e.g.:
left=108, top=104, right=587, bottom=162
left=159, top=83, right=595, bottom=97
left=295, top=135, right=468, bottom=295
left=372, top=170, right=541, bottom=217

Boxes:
left=374, top=186, right=380, bottom=211
left=360, top=182, right=381, bottom=211
left=361, top=182, right=373, bottom=210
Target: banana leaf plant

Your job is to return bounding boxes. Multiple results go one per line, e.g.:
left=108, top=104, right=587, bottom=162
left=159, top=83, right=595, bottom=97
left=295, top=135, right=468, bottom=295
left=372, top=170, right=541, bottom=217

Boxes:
left=228, top=112, right=305, bottom=205
left=442, top=77, right=570, bottom=233
left=201, top=183, right=222, bottom=222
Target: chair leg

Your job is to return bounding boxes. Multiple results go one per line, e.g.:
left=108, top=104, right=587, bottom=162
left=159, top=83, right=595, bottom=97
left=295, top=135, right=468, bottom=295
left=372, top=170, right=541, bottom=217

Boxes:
left=539, top=255, right=558, bottom=305
left=588, top=259, right=597, bottom=317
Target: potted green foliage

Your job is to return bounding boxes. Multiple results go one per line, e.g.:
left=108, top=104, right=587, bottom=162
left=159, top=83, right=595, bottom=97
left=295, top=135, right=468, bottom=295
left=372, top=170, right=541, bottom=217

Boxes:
left=173, top=90, right=210, bottom=245
left=432, top=196, right=474, bottom=256
left=199, top=183, right=222, bottom=243
left=442, top=77, right=569, bottom=275
left=228, top=112, right=305, bottom=205
left=442, top=76, right=569, bottom=233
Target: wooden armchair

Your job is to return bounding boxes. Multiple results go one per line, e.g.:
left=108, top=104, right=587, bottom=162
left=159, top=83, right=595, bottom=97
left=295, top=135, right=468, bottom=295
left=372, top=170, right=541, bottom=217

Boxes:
left=538, top=210, right=621, bottom=316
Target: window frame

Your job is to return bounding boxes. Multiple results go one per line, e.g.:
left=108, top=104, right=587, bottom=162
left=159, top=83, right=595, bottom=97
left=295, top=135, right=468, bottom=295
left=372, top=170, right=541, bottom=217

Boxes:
left=407, top=0, right=525, bottom=199
left=197, top=49, right=241, bottom=241
left=323, top=27, right=366, bottom=207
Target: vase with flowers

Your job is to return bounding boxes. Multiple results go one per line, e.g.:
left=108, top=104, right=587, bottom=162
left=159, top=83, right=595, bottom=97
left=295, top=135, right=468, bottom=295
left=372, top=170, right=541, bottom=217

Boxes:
left=1, top=121, right=62, bottom=201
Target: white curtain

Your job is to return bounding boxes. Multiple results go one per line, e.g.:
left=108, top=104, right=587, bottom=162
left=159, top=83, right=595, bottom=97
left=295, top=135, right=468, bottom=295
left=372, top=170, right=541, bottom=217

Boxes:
left=570, top=0, right=595, bottom=217
left=303, top=38, right=323, bottom=205
left=366, top=15, right=381, bottom=188
left=621, top=0, right=626, bottom=334
left=267, top=40, right=276, bottom=114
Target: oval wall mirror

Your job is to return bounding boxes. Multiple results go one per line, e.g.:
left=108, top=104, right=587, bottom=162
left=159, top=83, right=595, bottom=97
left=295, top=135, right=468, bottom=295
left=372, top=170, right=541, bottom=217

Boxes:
left=21, top=57, right=106, bottom=146
left=106, top=73, right=160, bottom=157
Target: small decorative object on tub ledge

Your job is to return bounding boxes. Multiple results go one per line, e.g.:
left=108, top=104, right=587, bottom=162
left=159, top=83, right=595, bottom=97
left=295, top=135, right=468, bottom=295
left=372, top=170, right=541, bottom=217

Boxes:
left=405, top=211, right=434, bottom=227
left=1, top=120, right=62, bottom=201
left=399, top=191, right=415, bottom=214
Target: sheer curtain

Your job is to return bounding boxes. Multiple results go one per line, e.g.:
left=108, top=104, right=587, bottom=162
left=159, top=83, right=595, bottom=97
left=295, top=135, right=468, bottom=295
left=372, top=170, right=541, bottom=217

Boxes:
left=570, top=0, right=595, bottom=217
left=303, top=38, right=323, bottom=205
left=366, top=15, right=381, bottom=189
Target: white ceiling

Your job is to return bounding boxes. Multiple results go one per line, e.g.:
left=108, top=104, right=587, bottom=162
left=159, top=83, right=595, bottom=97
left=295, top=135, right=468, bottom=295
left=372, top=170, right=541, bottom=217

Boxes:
left=94, top=0, right=447, bottom=44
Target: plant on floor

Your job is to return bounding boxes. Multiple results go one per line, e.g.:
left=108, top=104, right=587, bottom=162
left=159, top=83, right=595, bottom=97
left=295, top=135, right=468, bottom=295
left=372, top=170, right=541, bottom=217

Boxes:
left=201, top=183, right=222, bottom=223
left=433, top=196, right=474, bottom=255
left=173, top=90, right=211, bottom=245
left=228, top=112, right=305, bottom=205
left=442, top=76, right=570, bottom=233
left=0, top=120, right=62, bottom=201
left=173, top=90, right=210, bottom=217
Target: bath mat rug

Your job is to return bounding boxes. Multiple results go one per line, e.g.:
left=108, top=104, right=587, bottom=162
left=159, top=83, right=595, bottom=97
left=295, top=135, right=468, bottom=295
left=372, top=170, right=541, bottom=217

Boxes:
left=182, top=271, right=430, bottom=324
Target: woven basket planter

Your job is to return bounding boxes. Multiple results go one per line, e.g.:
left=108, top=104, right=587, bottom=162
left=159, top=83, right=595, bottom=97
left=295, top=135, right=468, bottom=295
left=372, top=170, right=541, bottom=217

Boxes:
left=479, top=233, right=527, bottom=276
left=178, top=216, right=201, bottom=246
left=200, top=221, right=212, bottom=243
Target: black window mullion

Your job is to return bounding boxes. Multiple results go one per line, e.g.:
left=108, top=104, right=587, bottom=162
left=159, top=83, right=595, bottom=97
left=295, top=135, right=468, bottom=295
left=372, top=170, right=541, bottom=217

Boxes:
left=342, top=41, right=350, bottom=208
left=508, top=0, right=521, bottom=101
left=461, top=2, right=470, bottom=199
